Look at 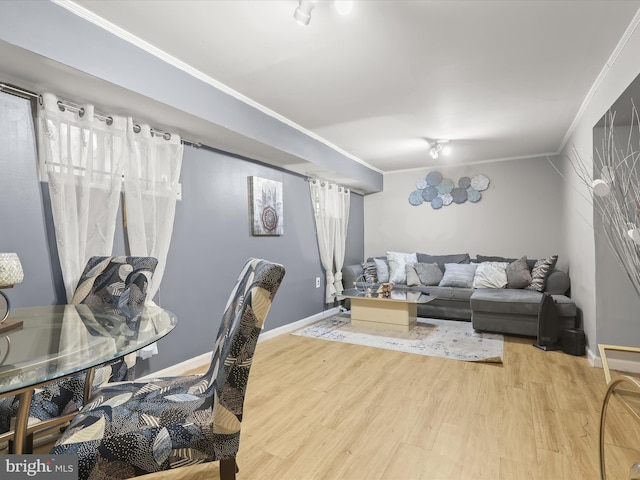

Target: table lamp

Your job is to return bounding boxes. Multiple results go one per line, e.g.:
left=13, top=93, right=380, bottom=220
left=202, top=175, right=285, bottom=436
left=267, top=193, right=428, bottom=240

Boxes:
left=0, top=252, right=24, bottom=333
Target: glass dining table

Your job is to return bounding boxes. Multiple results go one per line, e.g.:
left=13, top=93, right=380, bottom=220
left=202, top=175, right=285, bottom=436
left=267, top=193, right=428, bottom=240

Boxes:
left=0, top=303, right=177, bottom=453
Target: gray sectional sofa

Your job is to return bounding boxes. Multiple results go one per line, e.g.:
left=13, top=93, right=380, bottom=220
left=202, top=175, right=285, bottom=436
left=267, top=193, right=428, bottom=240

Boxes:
left=341, top=252, right=577, bottom=339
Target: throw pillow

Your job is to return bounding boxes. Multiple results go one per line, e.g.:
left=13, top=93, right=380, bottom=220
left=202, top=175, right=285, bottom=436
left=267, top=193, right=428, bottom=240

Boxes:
left=505, top=256, right=532, bottom=289
left=373, top=258, right=389, bottom=283
left=473, top=262, right=508, bottom=288
left=361, top=261, right=378, bottom=284
left=387, top=251, right=418, bottom=284
left=439, top=263, right=478, bottom=288
left=405, top=265, right=421, bottom=287
left=526, top=254, right=559, bottom=292
left=414, top=262, right=443, bottom=286
left=476, top=255, right=516, bottom=263
left=416, top=253, right=471, bottom=273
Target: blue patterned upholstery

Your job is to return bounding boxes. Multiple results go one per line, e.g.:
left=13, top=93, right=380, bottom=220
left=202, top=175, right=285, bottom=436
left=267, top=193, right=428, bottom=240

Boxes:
left=50, top=258, right=285, bottom=480
left=0, top=256, right=157, bottom=437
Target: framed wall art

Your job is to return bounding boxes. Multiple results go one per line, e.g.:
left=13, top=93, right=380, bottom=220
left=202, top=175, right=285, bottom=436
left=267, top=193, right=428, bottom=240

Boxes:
left=249, top=176, right=284, bottom=236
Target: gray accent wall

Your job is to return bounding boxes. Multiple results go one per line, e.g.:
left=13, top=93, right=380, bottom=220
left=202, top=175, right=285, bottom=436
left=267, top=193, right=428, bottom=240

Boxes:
left=1, top=92, right=365, bottom=376
left=145, top=146, right=365, bottom=375
left=0, top=92, right=58, bottom=307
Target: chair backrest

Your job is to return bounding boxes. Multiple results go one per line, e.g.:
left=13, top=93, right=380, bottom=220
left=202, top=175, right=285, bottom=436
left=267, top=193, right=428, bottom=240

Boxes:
left=205, top=258, right=285, bottom=428
left=71, top=256, right=158, bottom=307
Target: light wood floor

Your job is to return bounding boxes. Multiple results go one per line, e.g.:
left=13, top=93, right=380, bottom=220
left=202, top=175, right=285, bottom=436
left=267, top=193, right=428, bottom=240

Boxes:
left=35, top=332, right=640, bottom=479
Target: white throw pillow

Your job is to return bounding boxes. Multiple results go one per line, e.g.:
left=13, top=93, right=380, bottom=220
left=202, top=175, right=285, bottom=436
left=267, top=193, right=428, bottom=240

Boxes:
left=386, top=251, right=418, bottom=284
left=473, top=262, right=509, bottom=288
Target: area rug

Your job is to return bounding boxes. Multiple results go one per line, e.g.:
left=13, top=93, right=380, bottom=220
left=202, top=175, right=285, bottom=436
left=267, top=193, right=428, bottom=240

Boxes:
left=292, top=315, right=504, bottom=363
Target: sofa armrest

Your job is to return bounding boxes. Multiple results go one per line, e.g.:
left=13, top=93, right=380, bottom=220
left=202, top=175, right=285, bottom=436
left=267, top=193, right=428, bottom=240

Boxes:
left=342, top=264, right=364, bottom=290
left=545, top=269, right=570, bottom=295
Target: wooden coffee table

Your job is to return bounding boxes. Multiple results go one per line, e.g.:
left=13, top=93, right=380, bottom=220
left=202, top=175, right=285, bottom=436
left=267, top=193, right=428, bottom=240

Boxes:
left=338, top=288, right=434, bottom=332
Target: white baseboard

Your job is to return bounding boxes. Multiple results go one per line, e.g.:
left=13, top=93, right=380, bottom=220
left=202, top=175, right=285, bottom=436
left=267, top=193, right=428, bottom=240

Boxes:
left=138, top=351, right=213, bottom=380
left=257, top=307, right=340, bottom=342
left=140, top=308, right=340, bottom=379
left=587, top=345, right=640, bottom=376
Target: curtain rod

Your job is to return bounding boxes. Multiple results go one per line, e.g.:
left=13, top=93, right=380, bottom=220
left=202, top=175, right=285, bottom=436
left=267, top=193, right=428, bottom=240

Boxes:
left=306, top=177, right=350, bottom=192
left=0, top=82, right=201, bottom=148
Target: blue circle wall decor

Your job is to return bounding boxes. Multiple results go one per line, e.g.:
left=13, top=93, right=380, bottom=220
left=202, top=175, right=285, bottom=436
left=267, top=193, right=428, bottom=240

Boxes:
left=409, top=171, right=490, bottom=209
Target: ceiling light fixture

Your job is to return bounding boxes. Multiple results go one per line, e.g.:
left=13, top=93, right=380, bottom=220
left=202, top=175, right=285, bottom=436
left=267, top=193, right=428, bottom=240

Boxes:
left=294, top=0, right=318, bottom=26
left=334, top=0, right=354, bottom=16
left=294, top=0, right=353, bottom=26
left=427, top=139, right=451, bottom=159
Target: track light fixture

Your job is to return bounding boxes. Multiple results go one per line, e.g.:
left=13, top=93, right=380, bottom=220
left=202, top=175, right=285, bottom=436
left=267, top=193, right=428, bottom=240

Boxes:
left=294, top=0, right=317, bottom=26
left=294, top=0, right=353, bottom=26
left=427, top=139, right=451, bottom=159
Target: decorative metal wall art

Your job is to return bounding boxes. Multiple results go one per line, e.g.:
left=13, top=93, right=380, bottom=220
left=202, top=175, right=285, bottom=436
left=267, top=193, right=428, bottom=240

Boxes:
left=409, top=172, right=489, bottom=209
left=249, top=176, right=284, bottom=235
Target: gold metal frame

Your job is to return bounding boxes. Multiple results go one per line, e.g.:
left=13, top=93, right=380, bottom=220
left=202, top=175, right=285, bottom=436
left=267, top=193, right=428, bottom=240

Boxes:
left=598, top=344, right=640, bottom=480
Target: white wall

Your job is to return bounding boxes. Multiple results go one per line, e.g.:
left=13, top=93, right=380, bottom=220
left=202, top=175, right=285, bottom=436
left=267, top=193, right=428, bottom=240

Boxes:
left=364, top=157, right=566, bottom=266
left=560, top=12, right=640, bottom=359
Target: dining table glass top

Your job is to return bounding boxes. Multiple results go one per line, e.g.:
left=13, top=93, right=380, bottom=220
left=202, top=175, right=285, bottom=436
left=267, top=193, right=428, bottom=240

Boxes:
left=0, top=304, right=177, bottom=396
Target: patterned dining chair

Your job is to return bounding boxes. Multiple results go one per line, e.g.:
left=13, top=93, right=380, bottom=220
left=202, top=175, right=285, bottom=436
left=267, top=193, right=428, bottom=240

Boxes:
left=50, top=258, right=285, bottom=480
left=0, top=256, right=157, bottom=445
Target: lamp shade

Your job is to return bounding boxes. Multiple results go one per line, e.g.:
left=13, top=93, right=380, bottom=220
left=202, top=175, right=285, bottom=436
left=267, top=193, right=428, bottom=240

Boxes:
left=0, top=253, right=24, bottom=288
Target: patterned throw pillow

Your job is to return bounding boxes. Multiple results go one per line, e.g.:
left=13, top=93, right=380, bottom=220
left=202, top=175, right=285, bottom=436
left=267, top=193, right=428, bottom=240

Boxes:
left=506, top=256, right=532, bottom=289
left=473, top=262, right=508, bottom=288
left=439, top=263, right=478, bottom=288
left=414, top=262, right=443, bottom=286
left=526, top=254, right=558, bottom=292
left=361, top=261, right=378, bottom=284
left=386, top=251, right=418, bottom=284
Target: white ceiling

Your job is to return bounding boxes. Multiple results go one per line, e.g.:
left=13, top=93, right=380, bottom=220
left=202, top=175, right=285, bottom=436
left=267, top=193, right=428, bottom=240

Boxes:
left=33, top=1, right=640, bottom=173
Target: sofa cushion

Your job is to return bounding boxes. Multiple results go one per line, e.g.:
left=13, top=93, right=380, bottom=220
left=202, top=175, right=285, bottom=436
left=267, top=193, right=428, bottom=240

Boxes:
left=505, top=256, right=532, bottom=289
left=473, top=262, right=508, bottom=288
left=387, top=252, right=417, bottom=284
left=439, top=263, right=478, bottom=288
left=471, top=288, right=543, bottom=315
left=471, top=288, right=576, bottom=317
left=417, top=253, right=470, bottom=272
left=420, top=286, right=474, bottom=301
left=526, top=254, right=558, bottom=292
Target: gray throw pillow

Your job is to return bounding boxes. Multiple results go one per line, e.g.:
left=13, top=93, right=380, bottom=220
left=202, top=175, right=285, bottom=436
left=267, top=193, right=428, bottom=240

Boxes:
left=374, top=258, right=389, bottom=283
left=439, top=263, right=478, bottom=288
left=405, top=265, right=421, bottom=286
left=505, top=256, right=532, bottom=289
left=414, top=262, right=443, bottom=286
left=416, top=253, right=471, bottom=273
left=526, top=254, right=558, bottom=292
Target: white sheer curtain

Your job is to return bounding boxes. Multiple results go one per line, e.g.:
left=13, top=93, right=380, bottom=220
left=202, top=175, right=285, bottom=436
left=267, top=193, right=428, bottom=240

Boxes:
left=38, top=93, right=126, bottom=301
left=309, top=180, right=350, bottom=303
left=123, top=123, right=183, bottom=359
left=333, top=185, right=350, bottom=295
